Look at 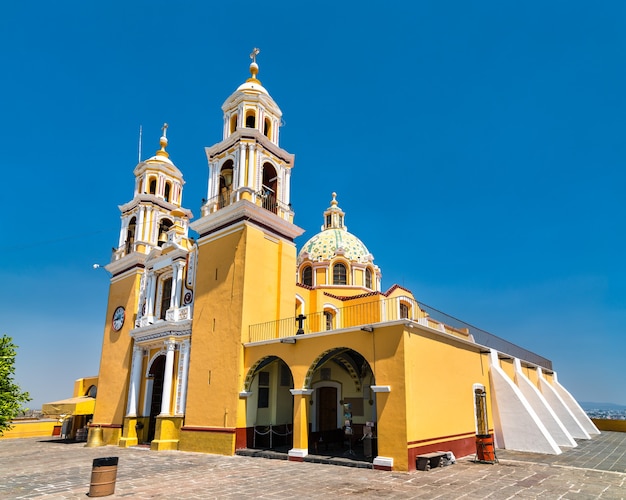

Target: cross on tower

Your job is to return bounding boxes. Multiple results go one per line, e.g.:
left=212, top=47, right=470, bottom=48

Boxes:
left=250, top=48, right=260, bottom=63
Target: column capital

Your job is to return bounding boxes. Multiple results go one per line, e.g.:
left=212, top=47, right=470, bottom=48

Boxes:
left=290, top=389, right=314, bottom=396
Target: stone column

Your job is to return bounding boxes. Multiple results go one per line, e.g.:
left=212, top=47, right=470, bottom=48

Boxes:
left=126, top=345, right=144, bottom=417
left=239, top=143, right=247, bottom=187
left=159, top=340, right=176, bottom=416
left=175, top=339, right=191, bottom=414
left=146, top=273, right=156, bottom=319
left=288, top=389, right=313, bottom=461
left=173, top=261, right=184, bottom=310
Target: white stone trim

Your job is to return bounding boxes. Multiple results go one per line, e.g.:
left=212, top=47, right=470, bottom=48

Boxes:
left=371, top=385, right=391, bottom=393
left=290, top=389, right=314, bottom=396
left=373, top=456, right=393, bottom=468
left=288, top=448, right=308, bottom=459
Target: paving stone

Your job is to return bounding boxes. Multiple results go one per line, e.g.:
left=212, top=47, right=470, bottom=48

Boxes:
left=1, top=434, right=626, bottom=499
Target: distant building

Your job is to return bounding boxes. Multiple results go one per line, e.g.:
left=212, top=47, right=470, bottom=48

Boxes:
left=89, top=52, right=599, bottom=471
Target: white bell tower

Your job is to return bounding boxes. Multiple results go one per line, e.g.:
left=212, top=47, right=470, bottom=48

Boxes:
left=200, top=49, right=295, bottom=223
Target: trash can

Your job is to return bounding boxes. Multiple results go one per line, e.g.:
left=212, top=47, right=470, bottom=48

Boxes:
left=87, top=457, right=119, bottom=497
left=475, top=434, right=496, bottom=463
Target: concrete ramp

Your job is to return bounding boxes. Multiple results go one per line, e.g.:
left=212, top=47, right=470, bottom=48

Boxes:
left=489, top=350, right=561, bottom=454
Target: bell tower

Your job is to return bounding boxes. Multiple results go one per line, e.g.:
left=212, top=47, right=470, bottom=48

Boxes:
left=180, top=50, right=303, bottom=453
left=201, top=48, right=294, bottom=220
left=91, top=127, right=192, bottom=444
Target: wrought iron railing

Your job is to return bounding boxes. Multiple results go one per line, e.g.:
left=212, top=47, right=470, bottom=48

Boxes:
left=248, top=296, right=552, bottom=370
left=200, top=191, right=292, bottom=218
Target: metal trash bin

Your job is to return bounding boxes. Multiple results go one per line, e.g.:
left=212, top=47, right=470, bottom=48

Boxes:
left=87, top=457, right=119, bottom=497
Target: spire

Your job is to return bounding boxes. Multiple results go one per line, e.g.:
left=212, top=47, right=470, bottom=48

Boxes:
left=156, top=123, right=169, bottom=158
left=247, top=47, right=261, bottom=84
left=322, top=192, right=347, bottom=231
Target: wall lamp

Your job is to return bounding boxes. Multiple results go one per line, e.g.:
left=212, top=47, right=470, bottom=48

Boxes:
left=361, top=326, right=374, bottom=333
left=280, top=338, right=296, bottom=344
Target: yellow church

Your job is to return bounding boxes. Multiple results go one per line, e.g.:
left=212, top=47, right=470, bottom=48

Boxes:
left=89, top=51, right=599, bottom=471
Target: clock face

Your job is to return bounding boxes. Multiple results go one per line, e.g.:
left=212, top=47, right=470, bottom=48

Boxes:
left=112, top=306, right=125, bottom=331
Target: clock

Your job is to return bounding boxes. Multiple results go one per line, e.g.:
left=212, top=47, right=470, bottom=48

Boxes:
left=112, top=306, right=125, bottom=331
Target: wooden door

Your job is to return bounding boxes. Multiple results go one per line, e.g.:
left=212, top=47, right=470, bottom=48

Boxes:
left=318, top=387, right=338, bottom=431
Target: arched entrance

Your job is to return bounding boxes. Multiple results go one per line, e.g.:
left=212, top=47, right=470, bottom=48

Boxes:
left=147, top=355, right=165, bottom=442
left=243, top=356, right=294, bottom=450
left=306, top=348, right=377, bottom=460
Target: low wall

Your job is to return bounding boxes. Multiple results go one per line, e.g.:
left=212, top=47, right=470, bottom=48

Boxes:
left=591, top=419, right=626, bottom=432
left=0, top=420, right=57, bottom=439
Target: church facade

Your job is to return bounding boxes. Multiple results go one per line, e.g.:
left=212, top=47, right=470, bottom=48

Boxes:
left=89, top=52, right=599, bottom=471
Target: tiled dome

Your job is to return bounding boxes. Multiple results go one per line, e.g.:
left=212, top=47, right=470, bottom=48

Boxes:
left=299, top=228, right=371, bottom=263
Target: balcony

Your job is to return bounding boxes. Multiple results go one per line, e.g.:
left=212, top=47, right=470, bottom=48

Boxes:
left=248, top=296, right=553, bottom=370
left=200, top=191, right=292, bottom=220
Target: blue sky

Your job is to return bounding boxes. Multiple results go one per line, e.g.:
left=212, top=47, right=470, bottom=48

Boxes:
left=1, top=1, right=625, bottom=409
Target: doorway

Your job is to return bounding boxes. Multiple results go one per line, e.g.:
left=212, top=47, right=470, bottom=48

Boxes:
left=317, top=386, right=338, bottom=431
left=147, top=355, right=165, bottom=442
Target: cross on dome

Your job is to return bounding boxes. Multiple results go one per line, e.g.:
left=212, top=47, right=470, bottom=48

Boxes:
left=247, top=47, right=261, bottom=83
left=156, top=123, right=169, bottom=158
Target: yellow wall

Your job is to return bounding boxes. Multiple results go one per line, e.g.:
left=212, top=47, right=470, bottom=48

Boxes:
left=403, top=327, right=490, bottom=464
left=93, top=271, right=142, bottom=428
left=182, top=221, right=298, bottom=454
left=0, top=420, right=57, bottom=439
left=73, top=376, right=99, bottom=398
left=499, top=358, right=516, bottom=381
left=592, top=419, right=626, bottom=432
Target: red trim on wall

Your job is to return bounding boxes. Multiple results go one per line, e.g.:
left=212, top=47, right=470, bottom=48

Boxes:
left=288, top=456, right=304, bottom=462
left=374, top=464, right=392, bottom=471
left=181, top=426, right=236, bottom=434
left=407, top=435, right=477, bottom=472
left=235, top=427, right=248, bottom=449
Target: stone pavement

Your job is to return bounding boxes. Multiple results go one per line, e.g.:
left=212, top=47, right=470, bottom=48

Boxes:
left=0, top=433, right=624, bottom=499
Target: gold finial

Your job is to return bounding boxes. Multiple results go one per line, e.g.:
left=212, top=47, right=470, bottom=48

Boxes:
left=157, top=123, right=169, bottom=158
left=331, top=192, right=338, bottom=206
left=247, top=48, right=261, bottom=83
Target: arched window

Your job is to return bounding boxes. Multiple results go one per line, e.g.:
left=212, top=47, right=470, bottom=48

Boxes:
left=230, top=114, right=238, bottom=134
left=333, top=263, right=347, bottom=285
left=246, top=113, right=256, bottom=128
left=261, top=163, right=277, bottom=213
left=164, top=182, right=172, bottom=202
left=400, top=303, right=409, bottom=319
left=365, top=268, right=373, bottom=289
left=159, top=276, right=172, bottom=320
left=302, top=266, right=313, bottom=286
left=264, top=117, right=271, bottom=138
left=324, top=311, right=334, bottom=331
left=219, top=160, right=234, bottom=208
left=149, top=178, right=157, bottom=195
left=85, top=385, right=97, bottom=398
left=158, top=219, right=173, bottom=247
left=125, top=217, right=136, bottom=255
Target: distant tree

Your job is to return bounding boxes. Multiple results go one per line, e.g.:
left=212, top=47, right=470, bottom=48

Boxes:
left=0, top=334, right=31, bottom=435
